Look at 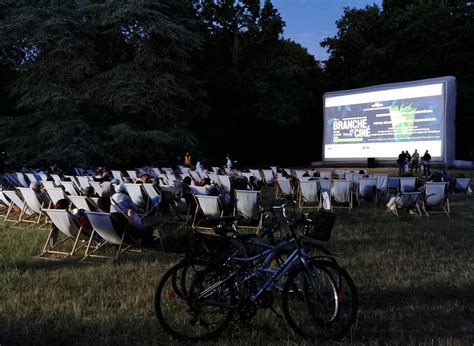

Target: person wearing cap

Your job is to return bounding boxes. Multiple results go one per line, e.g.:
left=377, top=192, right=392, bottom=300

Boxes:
left=111, top=183, right=137, bottom=214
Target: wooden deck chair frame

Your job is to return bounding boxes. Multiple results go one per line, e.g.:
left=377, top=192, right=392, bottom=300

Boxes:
left=422, top=182, right=450, bottom=217
left=3, top=190, right=31, bottom=224
left=17, top=187, right=49, bottom=226
left=0, top=190, right=11, bottom=216
left=233, top=190, right=262, bottom=232
left=298, top=180, right=320, bottom=210
left=39, top=209, right=89, bottom=259
left=82, top=212, right=141, bottom=261
left=192, top=195, right=224, bottom=229
left=331, top=180, right=353, bottom=212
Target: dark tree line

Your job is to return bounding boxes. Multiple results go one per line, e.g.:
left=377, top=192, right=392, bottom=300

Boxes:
left=0, top=0, right=472, bottom=170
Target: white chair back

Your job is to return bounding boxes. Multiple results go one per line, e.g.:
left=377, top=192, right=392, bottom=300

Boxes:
left=142, top=184, right=160, bottom=199
left=358, top=178, right=376, bottom=199
left=89, top=181, right=104, bottom=197
left=400, top=177, right=417, bottom=193
left=111, top=170, right=123, bottom=182
left=250, top=169, right=263, bottom=181
left=16, top=172, right=29, bottom=187
left=77, top=176, right=92, bottom=190
left=45, top=188, right=66, bottom=205
left=373, top=174, right=388, bottom=194
left=42, top=181, right=55, bottom=189
left=3, top=190, right=31, bottom=214
left=195, top=195, right=221, bottom=217
left=17, top=187, right=43, bottom=214
left=332, top=180, right=351, bottom=203
left=126, top=170, right=138, bottom=181
left=85, top=212, right=123, bottom=245
left=68, top=196, right=92, bottom=211
left=25, top=173, right=38, bottom=184
left=454, top=178, right=471, bottom=193
left=43, top=209, right=81, bottom=238
left=235, top=190, right=259, bottom=219
left=277, top=178, right=293, bottom=196
left=262, top=170, right=274, bottom=185
left=50, top=174, right=62, bottom=185
left=191, top=186, right=209, bottom=196
left=319, top=171, right=332, bottom=179
left=300, top=181, right=319, bottom=203
left=61, top=181, right=79, bottom=196
left=424, top=182, right=447, bottom=206
left=124, top=184, right=147, bottom=208
left=218, top=175, right=231, bottom=193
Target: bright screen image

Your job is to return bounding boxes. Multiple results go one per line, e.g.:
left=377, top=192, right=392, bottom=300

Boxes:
left=323, top=82, right=445, bottom=160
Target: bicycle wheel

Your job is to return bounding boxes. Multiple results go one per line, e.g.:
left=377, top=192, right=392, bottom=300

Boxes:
left=282, top=259, right=358, bottom=340
left=155, top=258, right=236, bottom=341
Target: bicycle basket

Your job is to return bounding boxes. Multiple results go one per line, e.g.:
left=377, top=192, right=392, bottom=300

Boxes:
left=303, top=211, right=337, bottom=241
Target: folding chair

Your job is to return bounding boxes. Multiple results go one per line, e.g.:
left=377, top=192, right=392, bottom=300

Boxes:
left=89, top=181, right=104, bottom=197
left=386, top=192, right=422, bottom=216
left=373, top=173, right=389, bottom=196
left=76, top=176, right=92, bottom=190
left=453, top=178, right=472, bottom=194
left=3, top=190, right=32, bottom=223
left=61, top=181, right=79, bottom=196
left=16, top=172, right=29, bottom=187
left=45, top=187, right=67, bottom=207
left=68, top=196, right=97, bottom=211
left=192, top=195, right=223, bottom=229
left=234, top=190, right=262, bottom=232
left=82, top=211, right=140, bottom=261
left=298, top=180, right=320, bottom=210
left=41, top=181, right=55, bottom=189
left=331, top=180, right=353, bottom=211
left=276, top=178, right=293, bottom=199
left=160, top=186, right=192, bottom=225
left=422, top=182, right=450, bottom=217
left=189, top=171, right=203, bottom=184
left=143, top=183, right=160, bottom=200
left=190, top=186, right=209, bottom=196
left=126, top=170, right=138, bottom=182
left=250, top=169, right=263, bottom=182
left=124, top=183, right=149, bottom=213
left=319, top=171, right=332, bottom=179
left=388, top=177, right=400, bottom=195
left=218, top=175, right=232, bottom=194
left=111, top=170, right=124, bottom=183
left=0, top=190, right=11, bottom=216
left=261, top=169, right=275, bottom=187
left=294, top=170, right=307, bottom=179
left=25, top=173, right=39, bottom=184
left=17, top=187, right=49, bottom=225
left=400, top=177, right=417, bottom=193
left=50, top=174, right=62, bottom=185
left=357, top=178, right=377, bottom=205
left=242, top=172, right=254, bottom=180
left=211, top=167, right=220, bottom=174
left=40, top=209, right=90, bottom=259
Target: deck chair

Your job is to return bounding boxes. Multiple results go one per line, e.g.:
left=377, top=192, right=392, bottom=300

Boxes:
left=250, top=169, right=263, bottom=182
left=126, top=170, right=138, bottom=182
left=25, top=173, right=39, bottom=184
left=422, top=182, right=450, bottom=217
left=160, top=186, right=192, bottom=225
left=190, top=186, right=209, bottom=196
left=218, top=175, right=232, bottom=194
left=192, top=195, right=223, bottom=229
left=331, top=180, right=353, bottom=211
left=61, top=181, right=79, bottom=196
left=17, top=187, right=48, bottom=225
left=386, top=192, right=422, bottom=216
left=211, top=166, right=220, bottom=174
left=142, top=183, right=160, bottom=200
left=45, top=188, right=66, bottom=206
left=453, top=178, right=472, bottom=194
left=50, top=174, right=62, bottom=185
left=40, top=209, right=90, bottom=259
left=344, top=172, right=354, bottom=182
left=197, top=169, right=209, bottom=180
left=276, top=178, right=293, bottom=199
left=335, top=170, right=346, bottom=179
left=0, top=190, right=11, bottom=216
left=189, top=171, right=203, bottom=184
left=262, top=169, right=275, bottom=186
left=242, top=172, right=254, bottom=180
left=41, top=181, right=55, bottom=189
left=357, top=178, right=377, bottom=205
left=388, top=177, right=399, bottom=195
left=298, top=180, right=320, bottom=210
left=88, top=181, right=104, bottom=197
left=2, top=173, right=20, bottom=189
left=68, top=196, right=97, bottom=211
left=16, top=172, right=29, bottom=187
left=124, top=183, right=149, bottom=212
left=3, top=190, right=33, bottom=223
left=208, top=172, right=221, bottom=185
left=318, top=179, right=332, bottom=195
left=76, top=176, right=92, bottom=190
left=319, top=171, right=332, bottom=179
left=234, top=190, right=262, bottom=232
left=82, top=212, right=140, bottom=261
left=294, top=170, right=307, bottom=179
left=111, top=170, right=124, bottom=183
left=400, top=177, right=417, bottom=193
left=373, top=174, right=388, bottom=196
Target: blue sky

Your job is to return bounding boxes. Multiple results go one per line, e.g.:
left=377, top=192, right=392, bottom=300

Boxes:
left=271, top=0, right=383, bottom=61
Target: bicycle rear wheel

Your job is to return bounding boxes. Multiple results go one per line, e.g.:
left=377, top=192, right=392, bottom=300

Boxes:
left=155, top=258, right=235, bottom=341
left=282, top=260, right=358, bottom=340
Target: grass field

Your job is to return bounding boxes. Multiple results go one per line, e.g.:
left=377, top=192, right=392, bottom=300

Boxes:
left=1, top=168, right=473, bottom=345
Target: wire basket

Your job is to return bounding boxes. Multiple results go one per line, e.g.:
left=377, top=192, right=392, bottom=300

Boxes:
left=302, top=211, right=337, bottom=241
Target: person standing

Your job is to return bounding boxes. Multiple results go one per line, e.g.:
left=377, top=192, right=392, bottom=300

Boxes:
left=422, top=150, right=431, bottom=177
left=0, top=147, right=6, bottom=174
left=184, top=152, right=192, bottom=167
left=410, top=149, right=420, bottom=175
left=397, top=151, right=407, bottom=176
left=225, top=155, right=233, bottom=169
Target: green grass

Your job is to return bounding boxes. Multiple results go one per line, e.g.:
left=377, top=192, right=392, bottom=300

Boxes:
left=1, top=169, right=474, bottom=345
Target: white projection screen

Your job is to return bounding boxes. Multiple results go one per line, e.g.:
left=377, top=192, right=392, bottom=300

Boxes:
left=323, top=76, right=456, bottom=166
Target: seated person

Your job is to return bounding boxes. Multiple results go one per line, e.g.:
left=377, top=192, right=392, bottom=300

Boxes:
left=111, top=183, right=137, bottom=213
left=30, top=182, right=51, bottom=207
left=109, top=210, right=156, bottom=248
left=203, top=178, right=220, bottom=196
left=83, top=186, right=99, bottom=211
left=248, top=176, right=263, bottom=191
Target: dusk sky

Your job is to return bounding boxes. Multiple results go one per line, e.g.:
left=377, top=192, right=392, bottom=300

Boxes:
left=272, top=0, right=383, bottom=61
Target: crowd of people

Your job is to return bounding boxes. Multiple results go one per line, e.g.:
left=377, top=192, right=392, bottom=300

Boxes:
left=397, top=149, right=432, bottom=177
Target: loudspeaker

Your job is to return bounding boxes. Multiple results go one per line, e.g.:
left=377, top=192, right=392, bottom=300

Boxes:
left=367, top=157, right=376, bottom=168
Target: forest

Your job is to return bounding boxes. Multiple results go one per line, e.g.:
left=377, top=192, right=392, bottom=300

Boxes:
left=0, top=0, right=473, bottom=169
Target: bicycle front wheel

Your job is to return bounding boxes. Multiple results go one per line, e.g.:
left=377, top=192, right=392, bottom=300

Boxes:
left=155, top=258, right=235, bottom=341
left=282, top=259, right=358, bottom=340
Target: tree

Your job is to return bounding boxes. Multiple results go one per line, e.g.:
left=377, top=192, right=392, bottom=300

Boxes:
left=0, top=0, right=206, bottom=169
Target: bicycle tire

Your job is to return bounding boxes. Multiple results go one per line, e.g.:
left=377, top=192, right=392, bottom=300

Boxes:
left=155, top=258, right=235, bottom=341
left=281, top=259, right=358, bottom=340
